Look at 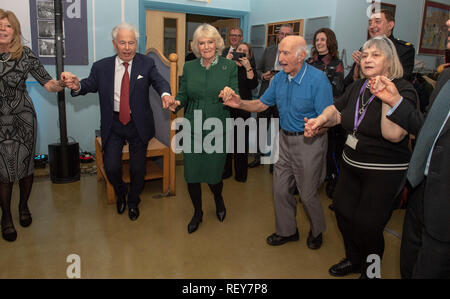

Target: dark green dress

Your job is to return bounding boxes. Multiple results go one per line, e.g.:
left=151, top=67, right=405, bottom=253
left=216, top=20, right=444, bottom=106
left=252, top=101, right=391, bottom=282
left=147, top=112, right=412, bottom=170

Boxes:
left=176, top=56, right=238, bottom=184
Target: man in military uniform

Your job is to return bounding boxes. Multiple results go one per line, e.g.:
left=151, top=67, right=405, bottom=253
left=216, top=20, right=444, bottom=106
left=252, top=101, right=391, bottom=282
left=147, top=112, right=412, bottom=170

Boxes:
left=344, top=9, right=415, bottom=87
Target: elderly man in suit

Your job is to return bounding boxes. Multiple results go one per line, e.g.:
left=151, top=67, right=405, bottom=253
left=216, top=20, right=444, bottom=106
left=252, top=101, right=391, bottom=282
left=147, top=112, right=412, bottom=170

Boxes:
left=249, top=24, right=293, bottom=169
left=62, top=23, right=171, bottom=221
left=377, top=19, right=450, bottom=278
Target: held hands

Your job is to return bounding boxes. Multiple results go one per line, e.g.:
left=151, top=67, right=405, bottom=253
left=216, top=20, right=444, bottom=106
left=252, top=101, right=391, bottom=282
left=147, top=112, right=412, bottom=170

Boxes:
left=369, top=76, right=402, bottom=107
left=61, top=72, right=80, bottom=91
left=219, top=87, right=241, bottom=108
left=162, top=95, right=180, bottom=112
left=304, top=116, right=326, bottom=138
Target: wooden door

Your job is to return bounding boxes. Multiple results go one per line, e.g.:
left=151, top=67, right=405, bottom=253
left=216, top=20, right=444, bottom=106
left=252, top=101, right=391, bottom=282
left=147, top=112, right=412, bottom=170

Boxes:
left=146, top=10, right=186, bottom=76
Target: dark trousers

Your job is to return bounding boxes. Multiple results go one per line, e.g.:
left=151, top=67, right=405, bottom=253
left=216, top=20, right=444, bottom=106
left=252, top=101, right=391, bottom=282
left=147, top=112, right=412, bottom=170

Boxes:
left=400, top=178, right=450, bottom=278
left=254, top=106, right=279, bottom=157
left=103, top=114, right=147, bottom=208
left=333, top=161, right=404, bottom=274
left=224, top=115, right=249, bottom=182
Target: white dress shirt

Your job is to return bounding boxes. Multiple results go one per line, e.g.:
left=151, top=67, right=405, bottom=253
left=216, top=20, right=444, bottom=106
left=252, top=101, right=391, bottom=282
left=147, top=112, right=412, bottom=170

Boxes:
left=114, top=56, right=132, bottom=112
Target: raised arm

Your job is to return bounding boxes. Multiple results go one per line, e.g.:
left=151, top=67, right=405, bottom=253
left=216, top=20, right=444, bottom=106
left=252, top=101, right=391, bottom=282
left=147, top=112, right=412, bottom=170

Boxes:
left=219, top=86, right=269, bottom=112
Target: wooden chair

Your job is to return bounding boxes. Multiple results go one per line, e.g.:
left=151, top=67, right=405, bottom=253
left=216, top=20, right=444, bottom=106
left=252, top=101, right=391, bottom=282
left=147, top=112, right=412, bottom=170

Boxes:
left=96, top=50, right=178, bottom=204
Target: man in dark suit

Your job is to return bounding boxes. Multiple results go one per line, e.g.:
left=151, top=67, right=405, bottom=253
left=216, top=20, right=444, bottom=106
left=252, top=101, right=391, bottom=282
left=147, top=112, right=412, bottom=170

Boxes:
left=377, top=19, right=450, bottom=278
left=344, top=9, right=415, bottom=87
left=63, top=23, right=171, bottom=221
left=248, top=24, right=293, bottom=168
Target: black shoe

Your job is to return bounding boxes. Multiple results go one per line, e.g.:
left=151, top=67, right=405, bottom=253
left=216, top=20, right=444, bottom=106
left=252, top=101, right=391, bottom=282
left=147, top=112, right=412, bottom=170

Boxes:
left=248, top=158, right=261, bottom=168
left=307, top=231, right=323, bottom=250
left=116, top=198, right=126, bottom=215
left=1, top=219, right=17, bottom=242
left=329, top=258, right=361, bottom=277
left=266, top=229, right=299, bottom=246
left=19, top=208, right=32, bottom=228
left=215, top=196, right=226, bottom=222
left=128, top=207, right=139, bottom=221
left=188, top=212, right=203, bottom=234
left=328, top=203, right=335, bottom=211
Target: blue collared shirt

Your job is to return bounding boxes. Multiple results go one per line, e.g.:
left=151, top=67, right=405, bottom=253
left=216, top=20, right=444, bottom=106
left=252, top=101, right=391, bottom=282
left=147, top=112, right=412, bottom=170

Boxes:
left=260, top=63, right=333, bottom=132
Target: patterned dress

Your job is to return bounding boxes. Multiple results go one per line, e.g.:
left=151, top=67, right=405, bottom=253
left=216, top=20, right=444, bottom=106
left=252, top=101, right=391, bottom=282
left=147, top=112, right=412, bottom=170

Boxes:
left=0, top=46, right=52, bottom=183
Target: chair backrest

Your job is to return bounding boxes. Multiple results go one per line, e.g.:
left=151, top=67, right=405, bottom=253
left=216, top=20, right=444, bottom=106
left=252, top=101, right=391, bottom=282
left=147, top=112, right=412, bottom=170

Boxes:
left=145, top=48, right=178, bottom=195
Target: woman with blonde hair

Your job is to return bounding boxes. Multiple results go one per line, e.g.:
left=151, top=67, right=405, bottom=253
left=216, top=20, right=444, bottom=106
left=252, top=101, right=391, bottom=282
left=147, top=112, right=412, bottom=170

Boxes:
left=0, top=9, right=65, bottom=242
left=168, top=24, right=238, bottom=234
left=305, top=36, right=418, bottom=278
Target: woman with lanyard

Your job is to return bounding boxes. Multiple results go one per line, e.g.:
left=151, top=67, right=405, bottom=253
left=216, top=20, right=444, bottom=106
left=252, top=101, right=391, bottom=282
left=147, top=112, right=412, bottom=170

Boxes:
left=304, top=36, right=418, bottom=278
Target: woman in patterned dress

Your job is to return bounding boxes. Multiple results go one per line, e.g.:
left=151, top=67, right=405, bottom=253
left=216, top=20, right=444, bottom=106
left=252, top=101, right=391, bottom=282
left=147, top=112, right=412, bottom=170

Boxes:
left=0, top=9, right=65, bottom=242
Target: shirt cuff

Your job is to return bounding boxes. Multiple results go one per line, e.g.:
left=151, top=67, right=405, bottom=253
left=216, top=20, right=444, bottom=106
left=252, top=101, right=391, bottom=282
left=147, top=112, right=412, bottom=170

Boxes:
left=73, top=83, right=81, bottom=94
left=161, top=92, right=171, bottom=98
left=386, top=97, right=403, bottom=116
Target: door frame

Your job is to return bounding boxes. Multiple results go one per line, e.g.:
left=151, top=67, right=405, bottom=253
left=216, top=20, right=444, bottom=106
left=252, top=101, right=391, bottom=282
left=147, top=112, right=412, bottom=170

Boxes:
left=138, top=0, right=250, bottom=54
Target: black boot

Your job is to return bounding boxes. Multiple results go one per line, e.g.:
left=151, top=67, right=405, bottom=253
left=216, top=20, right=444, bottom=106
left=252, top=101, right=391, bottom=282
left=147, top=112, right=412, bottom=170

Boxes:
left=187, top=183, right=203, bottom=234
left=0, top=182, right=17, bottom=242
left=209, top=182, right=226, bottom=222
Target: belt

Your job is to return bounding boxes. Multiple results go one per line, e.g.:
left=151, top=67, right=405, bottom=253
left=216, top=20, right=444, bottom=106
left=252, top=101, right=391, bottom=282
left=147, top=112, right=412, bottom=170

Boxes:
left=282, top=129, right=304, bottom=136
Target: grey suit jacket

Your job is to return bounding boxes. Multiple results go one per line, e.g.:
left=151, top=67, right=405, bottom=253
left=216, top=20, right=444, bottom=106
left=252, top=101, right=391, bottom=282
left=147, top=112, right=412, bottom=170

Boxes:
left=256, top=45, right=278, bottom=97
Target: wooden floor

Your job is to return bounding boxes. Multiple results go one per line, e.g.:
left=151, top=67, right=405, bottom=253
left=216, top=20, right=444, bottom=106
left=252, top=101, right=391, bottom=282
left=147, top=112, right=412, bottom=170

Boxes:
left=0, top=163, right=405, bottom=279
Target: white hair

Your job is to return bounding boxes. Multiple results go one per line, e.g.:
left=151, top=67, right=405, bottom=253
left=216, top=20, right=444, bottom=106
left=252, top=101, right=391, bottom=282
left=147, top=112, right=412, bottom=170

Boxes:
left=112, top=23, right=139, bottom=41
left=296, top=44, right=309, bottom=57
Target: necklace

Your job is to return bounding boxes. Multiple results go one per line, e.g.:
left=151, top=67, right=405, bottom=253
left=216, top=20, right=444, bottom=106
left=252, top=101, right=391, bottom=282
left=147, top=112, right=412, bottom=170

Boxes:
left=359, top=84, right=373, bottom=115
left=0, top=53, right=11, bottom=63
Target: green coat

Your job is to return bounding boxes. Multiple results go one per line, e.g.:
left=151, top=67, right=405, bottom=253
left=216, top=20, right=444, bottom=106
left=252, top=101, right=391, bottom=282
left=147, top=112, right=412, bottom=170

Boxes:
left=176, top=56, right=239, bottom=184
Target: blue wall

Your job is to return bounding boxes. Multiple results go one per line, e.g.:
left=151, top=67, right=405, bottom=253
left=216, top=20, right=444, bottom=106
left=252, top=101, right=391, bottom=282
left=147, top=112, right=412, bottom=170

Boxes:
left=3, top=0, right=450, bottom=155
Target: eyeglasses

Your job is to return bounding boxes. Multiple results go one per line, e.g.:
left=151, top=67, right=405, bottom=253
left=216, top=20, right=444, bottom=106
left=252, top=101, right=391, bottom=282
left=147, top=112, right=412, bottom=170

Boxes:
left=230, top=34, right=242, bottom=37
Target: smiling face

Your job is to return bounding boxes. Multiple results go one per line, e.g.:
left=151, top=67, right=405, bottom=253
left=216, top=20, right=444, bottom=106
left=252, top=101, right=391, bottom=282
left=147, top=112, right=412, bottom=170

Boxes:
left=368, top=12, right=394, bottom=38
left=0, top=18, right=14, bottom=49
left=229, top=29, right=242, bottom=48
left=315, top=32, right=329, bottom=55
left=112, top=29, right=137, bottom=62
left=198, top=37, right=217, bottom=61
left=278, top=36, right=306, bottom=76
left=361, top=46, right=389, bottom=78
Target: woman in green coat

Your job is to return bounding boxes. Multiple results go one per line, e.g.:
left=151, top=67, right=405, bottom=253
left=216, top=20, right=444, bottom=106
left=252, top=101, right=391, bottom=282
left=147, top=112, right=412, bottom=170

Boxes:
left=170, top=24, right=239, bottom=234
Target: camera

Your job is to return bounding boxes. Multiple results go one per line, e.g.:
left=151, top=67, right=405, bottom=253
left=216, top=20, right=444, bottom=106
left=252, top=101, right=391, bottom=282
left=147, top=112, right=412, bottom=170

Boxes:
left=232, top=51, right=246, bottom=61
left=271, top=70, right=280, bottom=74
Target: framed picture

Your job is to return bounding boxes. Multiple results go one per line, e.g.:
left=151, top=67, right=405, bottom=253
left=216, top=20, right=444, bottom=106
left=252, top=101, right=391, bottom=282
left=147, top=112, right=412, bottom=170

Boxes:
left=419, top=0, right=450, bottom=55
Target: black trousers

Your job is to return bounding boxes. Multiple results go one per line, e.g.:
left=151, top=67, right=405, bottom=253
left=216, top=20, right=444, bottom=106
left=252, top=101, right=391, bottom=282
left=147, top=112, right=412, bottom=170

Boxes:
left=224, top=114, right=249, bottom=182
left=103, top=114, right=147, bottom=208
left=333, top=161, right=404, bottom=274
left=400, top=178, right=450, bottom=278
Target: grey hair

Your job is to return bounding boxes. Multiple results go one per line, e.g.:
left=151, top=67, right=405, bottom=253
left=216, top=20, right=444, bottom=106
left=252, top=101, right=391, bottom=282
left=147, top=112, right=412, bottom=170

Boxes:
left=112, top=22, right=139, bottom=41
left=361, top=35, right=403, bottom=79
left=296, top=44, right=309, bottom=57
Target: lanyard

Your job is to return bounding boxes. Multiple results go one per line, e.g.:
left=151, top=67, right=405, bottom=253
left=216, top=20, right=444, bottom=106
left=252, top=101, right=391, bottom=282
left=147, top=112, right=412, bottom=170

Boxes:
left=354, top=80, right=376, bottom=134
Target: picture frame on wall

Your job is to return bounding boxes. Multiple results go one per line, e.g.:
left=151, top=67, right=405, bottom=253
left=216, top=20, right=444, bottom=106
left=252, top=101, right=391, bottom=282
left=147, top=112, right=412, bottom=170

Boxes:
left=419, top=0, right=450, bottom=55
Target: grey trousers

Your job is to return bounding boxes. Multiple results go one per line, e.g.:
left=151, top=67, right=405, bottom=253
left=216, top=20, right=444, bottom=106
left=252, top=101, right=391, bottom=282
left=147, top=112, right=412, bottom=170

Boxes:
left=273, top=132, right=327, bottom=238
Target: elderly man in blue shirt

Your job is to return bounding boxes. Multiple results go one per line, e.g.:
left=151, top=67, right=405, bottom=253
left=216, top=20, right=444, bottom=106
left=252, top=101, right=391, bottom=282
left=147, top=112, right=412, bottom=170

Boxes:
left=220, top=35, right=333, bottom=250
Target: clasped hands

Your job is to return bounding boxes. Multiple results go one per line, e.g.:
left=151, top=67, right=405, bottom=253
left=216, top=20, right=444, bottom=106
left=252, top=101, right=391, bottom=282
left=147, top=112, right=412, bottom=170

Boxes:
left=59, top=72, right=181, bottom=112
